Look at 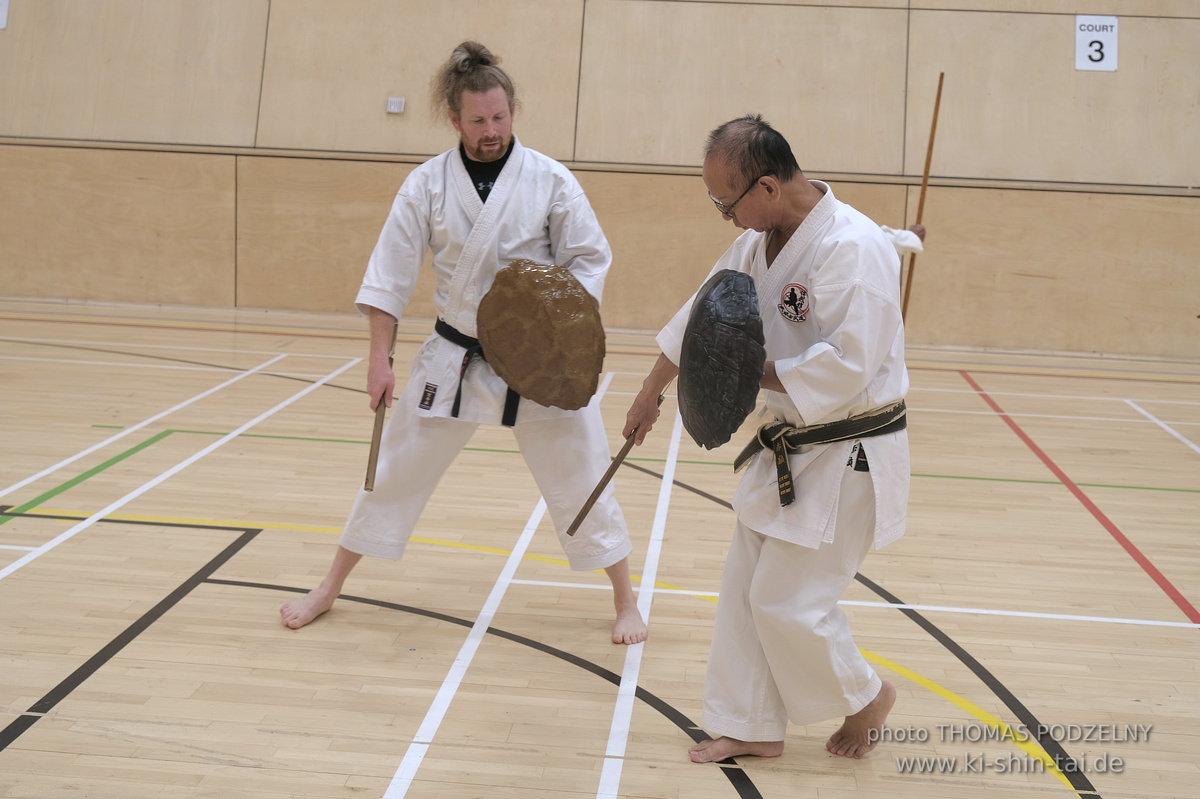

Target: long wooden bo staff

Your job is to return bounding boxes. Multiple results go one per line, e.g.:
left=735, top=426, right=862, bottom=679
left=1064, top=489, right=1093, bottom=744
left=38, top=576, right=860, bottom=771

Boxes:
left=901, top=71, right=944, bottom=322
left=363, top=320, right=399, bottom=492
left=566, top=387, right=667, bottom=536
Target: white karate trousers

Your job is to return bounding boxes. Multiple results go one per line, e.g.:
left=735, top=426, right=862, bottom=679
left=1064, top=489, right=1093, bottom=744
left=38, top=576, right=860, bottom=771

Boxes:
left=702, top=461, right=881, bottom=740
left=338, top=378, right=633, bottom=572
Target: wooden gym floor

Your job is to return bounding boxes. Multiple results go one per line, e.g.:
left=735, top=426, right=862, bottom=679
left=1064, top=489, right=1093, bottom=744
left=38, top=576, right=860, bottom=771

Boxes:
left=0, top=298, right=1197, bottom=799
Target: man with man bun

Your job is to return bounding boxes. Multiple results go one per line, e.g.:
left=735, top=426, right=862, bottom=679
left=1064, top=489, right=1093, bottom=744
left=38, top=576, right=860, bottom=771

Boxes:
left=625, top=115, right=909, bottom=761
left=281, top=41, right=647, bottom=645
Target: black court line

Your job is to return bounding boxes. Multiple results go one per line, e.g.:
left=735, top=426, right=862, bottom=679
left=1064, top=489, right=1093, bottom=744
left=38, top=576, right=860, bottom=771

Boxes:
left=0, top=519, right=261, bottom=751
left=209, top=579, right=765, bottom=799
left=0, top=511, right=762, bottom=797
left=621, top=461, right=1101, bottom=798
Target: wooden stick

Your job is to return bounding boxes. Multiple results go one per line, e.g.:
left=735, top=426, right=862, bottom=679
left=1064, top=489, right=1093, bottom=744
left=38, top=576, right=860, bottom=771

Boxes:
left=902, top=71, right=944, bottom=322
left=363, top=320, right=398, bottom=492
left=566, top=389, right=667, bottom=536
left=565, top=433, right=637, bottom=537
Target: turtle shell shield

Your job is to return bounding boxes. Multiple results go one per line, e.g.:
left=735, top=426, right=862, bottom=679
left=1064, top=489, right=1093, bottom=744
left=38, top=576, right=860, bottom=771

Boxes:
left=678, top=269, right=765, bottom=449
left=477, top=259, right=605, bottom=410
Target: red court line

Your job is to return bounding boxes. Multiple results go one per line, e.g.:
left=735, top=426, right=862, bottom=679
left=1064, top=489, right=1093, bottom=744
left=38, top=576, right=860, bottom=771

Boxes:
left=960, top=370, right=1200, bottom=625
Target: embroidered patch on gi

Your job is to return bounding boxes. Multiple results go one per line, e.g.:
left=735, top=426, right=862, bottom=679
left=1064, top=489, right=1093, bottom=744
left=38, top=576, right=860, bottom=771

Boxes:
left=419, top=382, right=438, bottom=410
left=778, top=283, right=809, bottom=322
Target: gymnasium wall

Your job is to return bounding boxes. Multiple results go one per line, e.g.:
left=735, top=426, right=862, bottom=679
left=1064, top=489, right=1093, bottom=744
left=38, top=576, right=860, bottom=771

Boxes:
left=0, top=0, right=1196, bottom=359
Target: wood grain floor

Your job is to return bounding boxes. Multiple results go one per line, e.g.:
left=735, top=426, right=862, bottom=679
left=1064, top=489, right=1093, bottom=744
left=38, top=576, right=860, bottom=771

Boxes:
left=1, top=299, right=1197, bottom=799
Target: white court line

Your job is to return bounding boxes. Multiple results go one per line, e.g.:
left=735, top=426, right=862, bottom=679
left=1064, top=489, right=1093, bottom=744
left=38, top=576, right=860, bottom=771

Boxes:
left=1, top=355, right=274, bottom=372
left=0, top=357, right=359, bottom=581
left=0, top=545, right=37, bottom=551
left=382, top=372, right=617, bottom=799
left=911, top=407, right=1200, bottom=427
left=0, top=335, right=355, bottom=359
left=0, top=354, right=287, bottom=501
left=597, top=410, right=683, bottom=799
left=913, top=385, right=1200, bottom=407
left=382, top=499, right=547, bottom=798
left=0, top=354, right=349, bottom=381
left=838, top=600, right=1200, bottom=629
left=510, top=579, right=1198, bottom=629
left=1125, top=400, right=1200, bottom=456
left=508, top=578, right=720, bottom=598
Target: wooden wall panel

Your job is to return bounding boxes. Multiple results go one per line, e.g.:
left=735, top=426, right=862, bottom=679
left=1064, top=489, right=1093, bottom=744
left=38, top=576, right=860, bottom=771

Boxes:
left=0, top=0, right=268, bottom=146
left=0, top=145, right=236, bottom=306
left=235, top=157, right=436, bottom=318
left=907, top=11, right=1200, bottom=185
left=255, top=0, right=584, bottom=159
left=901, top=186, right=1200, bottom=359
left=576, top=0, right=908, bottom=172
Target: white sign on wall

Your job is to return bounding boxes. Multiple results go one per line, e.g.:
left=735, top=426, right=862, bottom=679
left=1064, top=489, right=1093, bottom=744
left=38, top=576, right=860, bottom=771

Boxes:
left=0, top=0, right=9, bottom=30
left=1076, top=16, right=1118, bottom=71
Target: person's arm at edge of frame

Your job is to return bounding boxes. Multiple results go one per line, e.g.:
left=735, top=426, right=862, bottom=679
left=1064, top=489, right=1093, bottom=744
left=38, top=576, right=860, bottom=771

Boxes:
left=623, top=353, right=679, bottom=445
left=366, top=306, right=398, bottom=411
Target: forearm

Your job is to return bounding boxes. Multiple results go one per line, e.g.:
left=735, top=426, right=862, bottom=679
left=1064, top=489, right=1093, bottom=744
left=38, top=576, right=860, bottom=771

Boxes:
left=368, top=307, right=398, bottom=365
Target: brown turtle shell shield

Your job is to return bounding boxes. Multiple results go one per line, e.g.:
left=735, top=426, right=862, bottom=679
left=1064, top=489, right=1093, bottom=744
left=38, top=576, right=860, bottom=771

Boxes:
left=678, top=269, right=766, bottom=449
left=476, top=259, right=605, bottom=410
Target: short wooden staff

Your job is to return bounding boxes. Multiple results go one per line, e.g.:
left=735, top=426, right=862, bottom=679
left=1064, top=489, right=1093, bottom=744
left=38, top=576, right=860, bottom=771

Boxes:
left=363, top=320, right=398, bottom=492
left=566, top=389, right=666, bottom=536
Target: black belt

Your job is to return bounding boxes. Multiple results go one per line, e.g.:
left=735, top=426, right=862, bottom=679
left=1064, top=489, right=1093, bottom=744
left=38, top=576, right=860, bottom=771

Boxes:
left=434, top=318, right=520, bottom=427
left=733, top=401, right=907, bottom=507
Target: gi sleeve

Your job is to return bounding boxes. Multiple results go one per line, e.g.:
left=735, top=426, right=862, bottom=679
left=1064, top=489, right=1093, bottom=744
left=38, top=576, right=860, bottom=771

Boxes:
left=355, top=182, right=432, bottom=321
left=548, top=186, right=612, bottom=304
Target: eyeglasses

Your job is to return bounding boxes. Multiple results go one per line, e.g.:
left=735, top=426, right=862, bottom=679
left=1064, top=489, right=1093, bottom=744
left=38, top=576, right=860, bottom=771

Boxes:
left=708, top=174, right=767, bottom=216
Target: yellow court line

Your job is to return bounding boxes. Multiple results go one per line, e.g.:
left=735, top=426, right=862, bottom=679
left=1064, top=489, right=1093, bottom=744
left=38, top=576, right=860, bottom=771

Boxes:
left=35, top=506, right=1081, bottom=794
left=863, top=650, right=1081, bottom=794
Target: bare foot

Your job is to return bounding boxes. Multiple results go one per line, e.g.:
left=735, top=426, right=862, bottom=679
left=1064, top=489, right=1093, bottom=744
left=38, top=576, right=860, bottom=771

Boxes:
left=280, top=587, right=337, bottom=629
left=689, top=736, right=784, bottom=763
left=825, top=680, right=897, bottom=758
left=612, top=606, right=648, bottom=645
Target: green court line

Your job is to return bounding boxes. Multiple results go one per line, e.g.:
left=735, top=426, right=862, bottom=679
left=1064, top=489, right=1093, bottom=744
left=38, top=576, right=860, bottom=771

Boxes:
left=76, top=425, right=1196, bottom=498
left=0, top=430, right=174, bottom=526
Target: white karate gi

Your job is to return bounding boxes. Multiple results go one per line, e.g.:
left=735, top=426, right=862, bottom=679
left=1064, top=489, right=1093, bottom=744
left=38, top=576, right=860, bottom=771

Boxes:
left=340, top=137, right=633, bottom=571
left=659, top=181, right=910, bottom=738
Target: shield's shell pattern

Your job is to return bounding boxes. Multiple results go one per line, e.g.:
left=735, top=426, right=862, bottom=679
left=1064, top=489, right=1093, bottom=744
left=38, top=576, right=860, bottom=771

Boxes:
left=678, top=269, right=766, bottom=449
left=477, top=259, right=605, bottom=410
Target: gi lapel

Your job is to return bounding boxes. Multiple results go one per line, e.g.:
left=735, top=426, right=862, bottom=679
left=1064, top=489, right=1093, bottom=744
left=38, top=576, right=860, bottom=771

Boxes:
left=442, top=138, right=525, bottom=335
left=755, top=182, right=837, bottom=321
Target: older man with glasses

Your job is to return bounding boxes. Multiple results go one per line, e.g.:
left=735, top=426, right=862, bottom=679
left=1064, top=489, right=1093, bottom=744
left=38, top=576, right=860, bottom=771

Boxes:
left=625, top=114, right=911, bottom=764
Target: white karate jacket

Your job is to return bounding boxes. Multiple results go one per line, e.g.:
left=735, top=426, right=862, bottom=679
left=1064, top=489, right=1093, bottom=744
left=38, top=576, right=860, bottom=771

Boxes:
left=659, top=182, right=910, bottom=549
left=356, top=137, right=613, bottom=424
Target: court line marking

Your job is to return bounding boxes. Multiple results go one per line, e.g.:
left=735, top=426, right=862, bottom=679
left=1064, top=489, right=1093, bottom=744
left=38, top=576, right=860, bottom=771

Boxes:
left=598, top=410, right=683, bottom=799
left=509, top=579, right=1200, bottom=629
left=0, top=335, right=358, bottom=358
left=382, top=498, right=548, bottom=799
left=913, top=385, right=1200, bottom=406
left=382, top=373, right=618, bottom=799
left=0, top=357, right=359, bottom=581
left=0, top=354, right=288, bottom=502
left=0, top=355, right=344, bottom=380
left=1125, top=400, right=1200, bottom=455
left=910, top=407, right=1200, bottom=426
left=962, top=370, right=1200, bottom=625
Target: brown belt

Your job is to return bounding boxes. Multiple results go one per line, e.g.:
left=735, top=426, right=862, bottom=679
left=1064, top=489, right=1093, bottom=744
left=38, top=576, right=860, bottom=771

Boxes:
left=733, top=401, right=907, bottom=506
